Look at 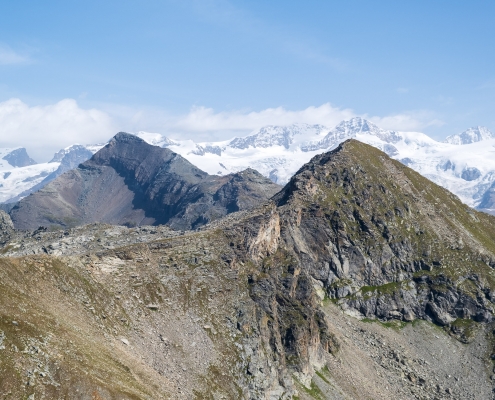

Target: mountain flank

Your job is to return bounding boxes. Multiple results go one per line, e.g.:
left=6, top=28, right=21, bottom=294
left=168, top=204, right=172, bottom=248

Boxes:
left=9, top=133, right=281, bottom=230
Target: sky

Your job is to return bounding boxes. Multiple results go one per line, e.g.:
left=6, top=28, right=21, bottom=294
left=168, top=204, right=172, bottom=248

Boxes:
left=0, top=0, right=494, bottom=161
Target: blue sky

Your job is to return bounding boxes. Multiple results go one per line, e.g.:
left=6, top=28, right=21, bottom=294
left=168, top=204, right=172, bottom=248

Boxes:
left=1, top=0, right=494, bottom=160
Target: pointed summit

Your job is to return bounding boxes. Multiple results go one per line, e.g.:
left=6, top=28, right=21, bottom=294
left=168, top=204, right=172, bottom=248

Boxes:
left=301, top=117, right=401, bottom=152
left=334, top=116, right=380, bottom=134
left=444, top=126, right=493, bottom=145
left=9, top=132, right=280, bottom=230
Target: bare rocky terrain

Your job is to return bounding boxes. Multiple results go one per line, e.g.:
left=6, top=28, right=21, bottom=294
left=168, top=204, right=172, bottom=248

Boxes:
left=1, top=139, right=495, bottom=399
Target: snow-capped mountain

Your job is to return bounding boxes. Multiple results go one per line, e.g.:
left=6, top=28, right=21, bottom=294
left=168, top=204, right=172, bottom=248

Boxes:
left=301, top=118, right=401, bottom=152
left=1, top=119, right=494, bottom=215
left=136, top=124, right=331, bottom=183
left=0, top=143, right=103, bottom=204
left=135, top=118, right=495, bottom=214
left=444, top=126, right=493, bottom=145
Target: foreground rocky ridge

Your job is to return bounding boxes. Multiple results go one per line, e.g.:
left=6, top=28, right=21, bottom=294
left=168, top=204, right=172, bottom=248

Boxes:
left=1, top=140, right=495, bottom=399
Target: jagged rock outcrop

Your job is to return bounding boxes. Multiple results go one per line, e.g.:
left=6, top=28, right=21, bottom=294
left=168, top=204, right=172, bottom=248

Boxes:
left=9, top=133, right=281, bottom=230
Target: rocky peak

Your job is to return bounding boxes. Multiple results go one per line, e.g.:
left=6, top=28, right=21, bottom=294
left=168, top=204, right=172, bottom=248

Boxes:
left=444, top=126, right=494, bottom=145
left=9, top=133, right=280, bottom=230
left=301, top=118, right=402, bottom=152
left=217, top=138, right=495, bottom=391
left=1, top=148, right=36, bottom=167
left=110, top=131, right=145, bottom=145
left=275, top=138, right=495, bottom=315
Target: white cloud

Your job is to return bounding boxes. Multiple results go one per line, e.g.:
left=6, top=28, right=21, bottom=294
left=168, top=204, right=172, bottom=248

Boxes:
left=0, top=98, right=444, bottom=162
left=0, top=45, right=30, bottom=65
left=163, top=104, right=444, bottom=140
left=369, top=111, right=445, bottom=132
left=0, top=98, right=116, bottom=161
left=172, top=104, right=356, bottom=135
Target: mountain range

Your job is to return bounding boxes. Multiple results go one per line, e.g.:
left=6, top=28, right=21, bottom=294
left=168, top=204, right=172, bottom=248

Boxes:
left=135, top=118, right=495, bottom=215
left=1, top=117, right=494, bottom=217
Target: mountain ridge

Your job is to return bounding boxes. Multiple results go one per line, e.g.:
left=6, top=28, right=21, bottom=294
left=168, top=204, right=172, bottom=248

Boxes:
left=9, top=132, right=281, bottom=230
left=134, top=118, right=495, bottom=214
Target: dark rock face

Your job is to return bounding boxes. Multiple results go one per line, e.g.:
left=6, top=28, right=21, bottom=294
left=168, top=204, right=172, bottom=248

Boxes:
left=0, top=210, right=13, bottom=245
left=461, top=167, right=481, bottom=181
left=9, top=133, right=281, bottom=230
left=2, top=148, right=36, bottom=167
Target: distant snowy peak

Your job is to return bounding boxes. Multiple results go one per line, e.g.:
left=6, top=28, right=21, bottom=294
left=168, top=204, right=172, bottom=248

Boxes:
left=229, top=124, right=329, bottom=150
left=136, top=131, right=177, bottom=148
left=1, top=148, right=36, bottom=168
left=444, top=126, right=493, bottom=145
left=301, top=117, right=401, bottom=152
left=50, top=144, right=87, bottom=163
left=50, top=143, right=106, bottom=163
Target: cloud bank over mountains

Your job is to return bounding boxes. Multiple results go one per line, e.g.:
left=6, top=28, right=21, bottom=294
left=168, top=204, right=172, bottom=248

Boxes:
left=0, top=98, right=115, bottom=161
left=0, top=97, right=445, bottom=161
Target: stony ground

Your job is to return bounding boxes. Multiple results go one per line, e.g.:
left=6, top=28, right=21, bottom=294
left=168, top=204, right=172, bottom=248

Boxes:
left=303, top=302, right=495, bottom=400
left=2, top=223, right=494, bottom=399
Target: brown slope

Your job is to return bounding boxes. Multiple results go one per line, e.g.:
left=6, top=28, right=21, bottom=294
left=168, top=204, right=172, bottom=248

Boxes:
left=9, top=133, right=281, bottom=230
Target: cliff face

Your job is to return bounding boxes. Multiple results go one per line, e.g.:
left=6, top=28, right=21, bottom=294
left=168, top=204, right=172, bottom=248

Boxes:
left=220, top=139, right=495, bottom=394
left=266, top=140, right=495, bottom=327
left=9, top=133, right=281, bottom=230
left=2, top=139, right=495, bottom=399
